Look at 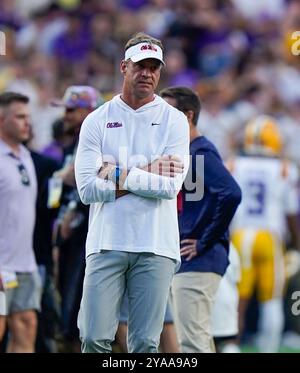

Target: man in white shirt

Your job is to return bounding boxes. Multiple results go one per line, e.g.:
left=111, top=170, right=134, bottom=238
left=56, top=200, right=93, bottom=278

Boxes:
left=0, top=92, right=41, bottom=352
left=75, top=32, right=190, bottom=353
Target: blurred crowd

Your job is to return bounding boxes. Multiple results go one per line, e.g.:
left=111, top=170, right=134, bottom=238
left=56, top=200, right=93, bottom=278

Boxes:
left=1, top=0, right=300, bottom=353
left=0, top=0, right=300, bottom=163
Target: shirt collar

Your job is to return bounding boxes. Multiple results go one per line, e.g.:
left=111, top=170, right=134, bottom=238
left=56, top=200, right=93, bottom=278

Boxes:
left=114, top=94, right=161, bottom=112
left=0, top=138, right=28, bottom=159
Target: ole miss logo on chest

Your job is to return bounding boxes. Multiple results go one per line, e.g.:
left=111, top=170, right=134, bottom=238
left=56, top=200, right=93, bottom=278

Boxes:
left=106, top=122, right=161, bottom=128
left=106, top=122, right=123, bottom=128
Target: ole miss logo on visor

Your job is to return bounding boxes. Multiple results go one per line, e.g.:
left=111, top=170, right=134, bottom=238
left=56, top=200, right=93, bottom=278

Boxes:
left=140, top=44, right=158, bottom=52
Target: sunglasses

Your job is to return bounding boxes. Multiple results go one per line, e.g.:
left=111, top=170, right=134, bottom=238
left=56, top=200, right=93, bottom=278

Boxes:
left=8, top=153, right=31, bottom=186
left=17, top=163, right=30, bottom=186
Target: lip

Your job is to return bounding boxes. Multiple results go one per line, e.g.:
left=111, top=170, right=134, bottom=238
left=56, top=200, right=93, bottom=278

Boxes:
left=138, top=81, right=151, bottom=86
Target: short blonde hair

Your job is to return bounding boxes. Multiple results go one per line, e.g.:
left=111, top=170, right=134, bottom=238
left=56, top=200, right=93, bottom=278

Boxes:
left=125, top=32, right=163, bottom=52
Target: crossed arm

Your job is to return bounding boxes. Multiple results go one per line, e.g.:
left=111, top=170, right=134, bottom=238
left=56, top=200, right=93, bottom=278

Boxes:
left=74, top=111, right=189, bottom=204
left=98, top=155, right=184, bottom=199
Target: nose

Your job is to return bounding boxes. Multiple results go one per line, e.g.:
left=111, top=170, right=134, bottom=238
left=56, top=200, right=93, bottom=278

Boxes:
left=141, top=67, right=151, bottom=77
left=25, top=117, right=31, bottom=128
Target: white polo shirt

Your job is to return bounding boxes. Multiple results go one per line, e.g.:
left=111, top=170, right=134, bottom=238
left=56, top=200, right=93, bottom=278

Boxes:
left=75, top=94, right=190, bottom=267
left=0, top=139, right=37, bottom=272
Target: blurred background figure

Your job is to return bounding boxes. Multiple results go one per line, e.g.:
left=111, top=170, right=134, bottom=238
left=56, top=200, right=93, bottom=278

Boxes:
left=24, top=125, right=62, bottom=353
left=229, top=115, right=300, bottom=352
left=42, top=118, right=74, bottom=164
left=212, top=243, right=241, bottom=353
left=161, top=86, right=241, bottom=353
left=0, top=92, right=41, bottom=353
left=50, top=85, right=103, bottom=352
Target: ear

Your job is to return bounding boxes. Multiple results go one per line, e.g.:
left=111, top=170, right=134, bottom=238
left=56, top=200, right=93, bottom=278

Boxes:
left=120, top=60, right=127, bottom=75
left=185, top=110, right=194, bottom=123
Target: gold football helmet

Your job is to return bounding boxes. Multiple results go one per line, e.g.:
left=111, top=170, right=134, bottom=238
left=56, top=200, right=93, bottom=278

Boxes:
left=244, top=115, right=283, bottom=156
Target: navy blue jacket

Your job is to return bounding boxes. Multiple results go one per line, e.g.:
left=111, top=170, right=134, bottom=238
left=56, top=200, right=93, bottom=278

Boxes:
left=178, top=136, right=242, bottom=276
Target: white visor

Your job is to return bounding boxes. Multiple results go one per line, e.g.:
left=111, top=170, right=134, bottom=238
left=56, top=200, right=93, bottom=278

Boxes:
left=125, top=42, right=165, bottom=65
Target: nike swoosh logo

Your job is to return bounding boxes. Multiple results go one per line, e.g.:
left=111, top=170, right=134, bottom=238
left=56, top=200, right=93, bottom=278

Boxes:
left=151, top=123, right=160, bottom=126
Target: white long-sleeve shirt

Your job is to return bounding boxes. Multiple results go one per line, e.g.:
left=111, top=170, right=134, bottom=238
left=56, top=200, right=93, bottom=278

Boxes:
left=75, top=94, right=190, bottom=267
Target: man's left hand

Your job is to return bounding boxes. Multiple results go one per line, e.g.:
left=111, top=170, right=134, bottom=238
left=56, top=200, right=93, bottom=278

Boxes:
left=98, top=162, right=116, bottom=180
left=98, top=163, right=131, bottom=199
left=180, top=239, right=198, bottom=261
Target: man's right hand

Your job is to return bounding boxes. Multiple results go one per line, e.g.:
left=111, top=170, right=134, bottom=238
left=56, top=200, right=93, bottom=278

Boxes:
left=141, top=155, right=184, bottom=178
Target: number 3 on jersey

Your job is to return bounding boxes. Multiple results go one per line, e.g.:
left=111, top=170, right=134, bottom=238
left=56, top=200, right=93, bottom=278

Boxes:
left=246, top=180, right=266, bottom=215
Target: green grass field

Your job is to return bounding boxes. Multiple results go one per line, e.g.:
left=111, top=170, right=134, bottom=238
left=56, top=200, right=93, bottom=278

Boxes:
left=241, top=345, right=300, bottom=353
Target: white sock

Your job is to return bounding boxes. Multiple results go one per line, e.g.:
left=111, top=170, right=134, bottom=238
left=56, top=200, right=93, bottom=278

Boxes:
left=257, top=299, right=284, bottom=353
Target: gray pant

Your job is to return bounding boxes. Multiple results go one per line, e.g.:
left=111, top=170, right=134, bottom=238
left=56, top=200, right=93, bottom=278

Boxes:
left=78, top=250, right=176, bottom=353
left=5, top=271, right=42, bottom=314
